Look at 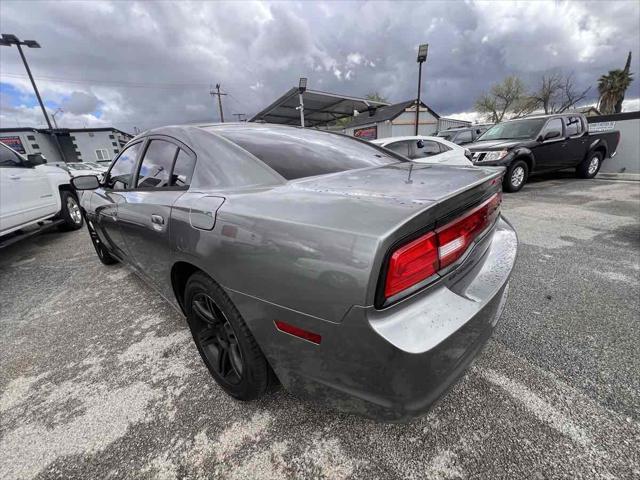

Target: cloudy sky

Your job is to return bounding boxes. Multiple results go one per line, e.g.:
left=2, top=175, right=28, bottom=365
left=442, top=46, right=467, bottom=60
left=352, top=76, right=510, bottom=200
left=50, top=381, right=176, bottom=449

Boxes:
left=1, top=0, right=638, bottom=133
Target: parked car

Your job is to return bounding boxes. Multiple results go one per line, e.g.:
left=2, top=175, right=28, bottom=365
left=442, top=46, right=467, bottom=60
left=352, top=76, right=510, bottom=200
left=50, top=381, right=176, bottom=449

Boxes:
left=72, top=124, right=517, bottom=422
left=66, top=162, right=107, bottom=176
left=467, top=113, right=620, bottom=192
left=371, top=136, right=473, bottom=165
left=0, top=142, right=83, bottom=246
left=437, top=125, right=490, bottom=145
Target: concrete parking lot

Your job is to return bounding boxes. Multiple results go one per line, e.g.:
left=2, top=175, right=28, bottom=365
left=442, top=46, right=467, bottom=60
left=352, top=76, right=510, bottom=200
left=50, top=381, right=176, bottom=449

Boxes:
left=1, top=176, right=639, bottom=480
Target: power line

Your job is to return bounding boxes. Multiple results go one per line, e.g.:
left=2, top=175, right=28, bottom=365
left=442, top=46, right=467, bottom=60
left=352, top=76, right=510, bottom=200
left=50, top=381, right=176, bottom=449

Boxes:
left=1, top=71, right=212, bottom=89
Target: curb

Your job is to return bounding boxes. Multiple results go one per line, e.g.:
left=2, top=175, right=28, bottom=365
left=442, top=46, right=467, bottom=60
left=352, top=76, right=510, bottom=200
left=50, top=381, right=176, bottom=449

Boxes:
left=597, top=172, right=640, bottom=182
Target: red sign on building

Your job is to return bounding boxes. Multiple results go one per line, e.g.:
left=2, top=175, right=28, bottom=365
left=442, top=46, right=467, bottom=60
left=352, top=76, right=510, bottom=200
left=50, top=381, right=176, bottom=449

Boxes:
left=353, top=126, right=377, bottom=140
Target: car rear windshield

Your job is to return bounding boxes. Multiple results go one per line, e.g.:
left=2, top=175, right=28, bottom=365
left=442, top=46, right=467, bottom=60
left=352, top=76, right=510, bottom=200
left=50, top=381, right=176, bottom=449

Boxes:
left=212, top=126, right=405, bottom=180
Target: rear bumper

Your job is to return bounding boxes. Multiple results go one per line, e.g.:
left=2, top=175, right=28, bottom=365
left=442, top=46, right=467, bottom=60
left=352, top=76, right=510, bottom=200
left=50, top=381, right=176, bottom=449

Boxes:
left=229, top=215, right=518, bottom=422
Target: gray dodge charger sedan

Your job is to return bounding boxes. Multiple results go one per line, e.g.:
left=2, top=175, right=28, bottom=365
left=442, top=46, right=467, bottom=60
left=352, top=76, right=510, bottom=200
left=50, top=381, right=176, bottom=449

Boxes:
left=72, top=123, right=517, bottom=422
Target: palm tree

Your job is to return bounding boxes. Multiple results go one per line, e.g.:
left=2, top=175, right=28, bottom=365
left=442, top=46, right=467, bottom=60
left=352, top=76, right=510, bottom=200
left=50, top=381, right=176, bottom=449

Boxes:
left=598, top=52, right=634, bottom=114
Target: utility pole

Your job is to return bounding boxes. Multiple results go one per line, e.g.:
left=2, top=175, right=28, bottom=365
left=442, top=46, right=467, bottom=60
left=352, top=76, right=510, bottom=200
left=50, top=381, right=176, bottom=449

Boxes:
left=210, top=83, right=227, bottom=122
left=232, top=113, right=246, bottom=122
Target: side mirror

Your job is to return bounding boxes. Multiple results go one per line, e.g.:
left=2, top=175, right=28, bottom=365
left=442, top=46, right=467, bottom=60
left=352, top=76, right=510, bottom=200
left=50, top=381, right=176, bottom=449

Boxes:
left=27, top=153, right=47, bottom=165
left=543, top=130, right=561, bottom=141
left=71, top=175, right=100, bottom=191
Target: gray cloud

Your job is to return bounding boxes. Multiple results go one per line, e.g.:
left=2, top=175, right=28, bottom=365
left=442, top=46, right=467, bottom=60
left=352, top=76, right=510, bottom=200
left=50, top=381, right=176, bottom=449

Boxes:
left=61, top=91, right=100, bottom=115
left=0, top=0, right=638, bottom=133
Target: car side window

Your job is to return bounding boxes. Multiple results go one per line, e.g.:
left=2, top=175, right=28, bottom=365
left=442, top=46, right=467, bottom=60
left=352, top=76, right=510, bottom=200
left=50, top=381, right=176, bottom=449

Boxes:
left=456, top=131, right=473, bottom=143
left=541, top=118, right=563, bottom=140
left=105, top=142, right=142, bottom=190
left=385, top=141, right=410, bottom=157
left=564, top=116, right=583, bottom=137
left=0, top=145, right=25, bottom=168
left=410, top=140, right=441, bottom=159
left=171, top=149, right=196, bottom=187
left=136, top=140, right=178, bottom=188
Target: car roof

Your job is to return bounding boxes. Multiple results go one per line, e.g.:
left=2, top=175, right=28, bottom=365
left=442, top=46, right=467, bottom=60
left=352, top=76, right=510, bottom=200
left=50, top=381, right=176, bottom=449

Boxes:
left=371, top=135, right=462, bottom=150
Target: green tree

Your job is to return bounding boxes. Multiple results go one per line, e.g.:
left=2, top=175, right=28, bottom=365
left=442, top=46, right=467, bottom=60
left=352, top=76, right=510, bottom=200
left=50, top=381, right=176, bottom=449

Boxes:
left=598, top=52, right=634, bottom=114
left=475, top=76, right=534, bottom=123
left=364, top=92, right=388, bottom=103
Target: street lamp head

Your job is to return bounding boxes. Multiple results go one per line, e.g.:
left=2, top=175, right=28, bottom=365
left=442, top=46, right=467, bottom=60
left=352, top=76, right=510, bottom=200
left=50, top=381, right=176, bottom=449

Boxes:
left=1, top=33, right=20, bottom=44
left=298, top=77, right=308, bottom=94
left=417, top=43, right=429, bottom=63
left=0, top=38, right=11, bottom=47
left=23, top=40, right=41, bottom=48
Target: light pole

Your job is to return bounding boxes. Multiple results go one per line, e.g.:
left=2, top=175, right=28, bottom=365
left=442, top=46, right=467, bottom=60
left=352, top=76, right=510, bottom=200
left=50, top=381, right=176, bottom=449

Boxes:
left=52, top=107, right=64, bottom=129
left=1, top=33, right=66, bottom=161
left=415, top=43, right=428, bottom=136
left=297, top=77, right=307, bottom=128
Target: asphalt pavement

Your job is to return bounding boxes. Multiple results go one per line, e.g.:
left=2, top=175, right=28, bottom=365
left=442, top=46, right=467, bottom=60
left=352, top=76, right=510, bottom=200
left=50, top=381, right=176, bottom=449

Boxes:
left=1, top=175, right=639, bottom=479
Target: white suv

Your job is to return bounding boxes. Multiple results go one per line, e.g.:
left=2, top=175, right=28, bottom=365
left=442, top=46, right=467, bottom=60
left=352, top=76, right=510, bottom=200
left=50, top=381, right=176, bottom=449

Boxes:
left=0, top=142, right=83, bottom=243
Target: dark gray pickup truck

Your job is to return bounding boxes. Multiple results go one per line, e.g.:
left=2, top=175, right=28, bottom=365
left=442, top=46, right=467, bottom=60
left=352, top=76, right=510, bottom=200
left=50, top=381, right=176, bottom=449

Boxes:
left=466, top=113, right=620, bottom=192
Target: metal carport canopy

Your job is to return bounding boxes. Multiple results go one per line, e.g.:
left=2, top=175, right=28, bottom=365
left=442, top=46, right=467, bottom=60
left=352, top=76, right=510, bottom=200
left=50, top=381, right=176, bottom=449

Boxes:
left=249, top=88, right=390, bottom=127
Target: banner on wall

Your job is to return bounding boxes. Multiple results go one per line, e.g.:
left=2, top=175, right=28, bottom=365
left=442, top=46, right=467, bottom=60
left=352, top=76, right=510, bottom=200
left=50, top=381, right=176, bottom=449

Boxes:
left=0, top=136, right=26, bottom=154
left=353, top=126, right=377, bottom=140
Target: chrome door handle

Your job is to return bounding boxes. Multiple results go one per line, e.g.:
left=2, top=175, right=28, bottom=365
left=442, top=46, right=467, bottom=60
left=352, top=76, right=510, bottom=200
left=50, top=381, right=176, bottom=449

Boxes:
left=151, top=214, right=165, bottom=225
left=9, top=175, right=21, bottom=180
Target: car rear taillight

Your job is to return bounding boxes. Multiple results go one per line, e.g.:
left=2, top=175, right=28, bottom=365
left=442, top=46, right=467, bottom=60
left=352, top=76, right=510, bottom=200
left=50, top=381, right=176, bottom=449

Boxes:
left=437, top=192, right=502, bottom=268
left=385, top=231, right=439, bottom=298
left=383, top=192, right=502, bottom=301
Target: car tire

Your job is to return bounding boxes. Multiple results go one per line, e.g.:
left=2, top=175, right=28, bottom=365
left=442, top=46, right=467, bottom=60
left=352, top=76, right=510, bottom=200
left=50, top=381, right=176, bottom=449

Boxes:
left=577, top=151, right=602, bottom=179
left=185, top=271, right=275, bottom=400
left=57, top=191, right=84, bottom=231
left=87, top=221, right=118, bottom=265
left=503, top=160, right=529, bottom=193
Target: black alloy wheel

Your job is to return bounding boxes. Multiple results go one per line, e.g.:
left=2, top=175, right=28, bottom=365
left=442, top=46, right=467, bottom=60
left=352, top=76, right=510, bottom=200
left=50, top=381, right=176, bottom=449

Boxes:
left=191, top=292, right=244, bottom=385
left=184, top=272, right=274, bottom=400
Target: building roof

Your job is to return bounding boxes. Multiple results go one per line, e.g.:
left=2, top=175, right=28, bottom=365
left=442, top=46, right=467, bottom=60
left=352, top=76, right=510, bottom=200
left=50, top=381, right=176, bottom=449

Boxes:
left=343, top=100, right=439, bottom=129
left=249, top=87, right=389, bottom=127
left=0, top=127, right=133, bottom=136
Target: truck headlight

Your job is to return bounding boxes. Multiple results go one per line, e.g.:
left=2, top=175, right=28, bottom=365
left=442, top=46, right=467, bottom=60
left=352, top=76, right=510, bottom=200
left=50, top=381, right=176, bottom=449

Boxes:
left=483, top=150, right=509, bottom=162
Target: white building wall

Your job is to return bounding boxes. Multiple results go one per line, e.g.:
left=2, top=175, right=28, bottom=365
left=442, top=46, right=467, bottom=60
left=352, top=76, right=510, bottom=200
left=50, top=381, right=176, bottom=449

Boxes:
left=390, top=109, right=438, bottom=136
left=71, top=131, right=120, bottom=163
left=591, top=117, right=640, bottom=174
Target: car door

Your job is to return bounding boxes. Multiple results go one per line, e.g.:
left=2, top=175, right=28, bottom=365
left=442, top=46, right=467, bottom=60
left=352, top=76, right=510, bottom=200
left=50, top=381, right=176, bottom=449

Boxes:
left=0, top=144, right=55, bottom=232
left=0, top=144, right=29, bottom=232
left=562, top=115, right=589, bottom=167
left=530, top=117, right=566, bottom=172
left=91, top=141, right=143, bottom=260
left=116, top=136, right=196, bottom=290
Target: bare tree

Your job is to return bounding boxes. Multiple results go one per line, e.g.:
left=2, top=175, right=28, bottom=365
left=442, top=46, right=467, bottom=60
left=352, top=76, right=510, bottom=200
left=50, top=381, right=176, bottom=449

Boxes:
left=529, top=72, right=591, bottom=114
left=475, top=76, right=533, bottom=123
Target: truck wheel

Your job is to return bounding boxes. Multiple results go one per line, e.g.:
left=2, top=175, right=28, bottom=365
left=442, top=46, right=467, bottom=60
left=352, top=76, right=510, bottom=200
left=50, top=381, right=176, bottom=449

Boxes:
left=577, top=151, right=602, bottom=179
left=184, top=272, right=276, bottom=400
left=504, top=160, right=528, bottom=193
left=58, top=191, right=84, bottom=231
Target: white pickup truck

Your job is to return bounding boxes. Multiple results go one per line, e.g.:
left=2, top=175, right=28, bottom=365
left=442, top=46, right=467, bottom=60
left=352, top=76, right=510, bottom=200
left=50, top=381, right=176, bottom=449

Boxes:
left=0, top=142, right=83, bottom=247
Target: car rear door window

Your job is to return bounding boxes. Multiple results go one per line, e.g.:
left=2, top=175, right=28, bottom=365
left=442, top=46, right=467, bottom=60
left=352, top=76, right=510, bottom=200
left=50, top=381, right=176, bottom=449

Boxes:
left=136, top=140, right=178, bottom=188
left=171, top=149, right=196, bottom=187
left=386, top=141, right=410, bottom=157
left=564, top=116, right=583, bottom=137
left=106, top=142, right=142, bottom=190
left=456, top=130, right=473, bottom=143
left=409, top=140, right=441, bottom=159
